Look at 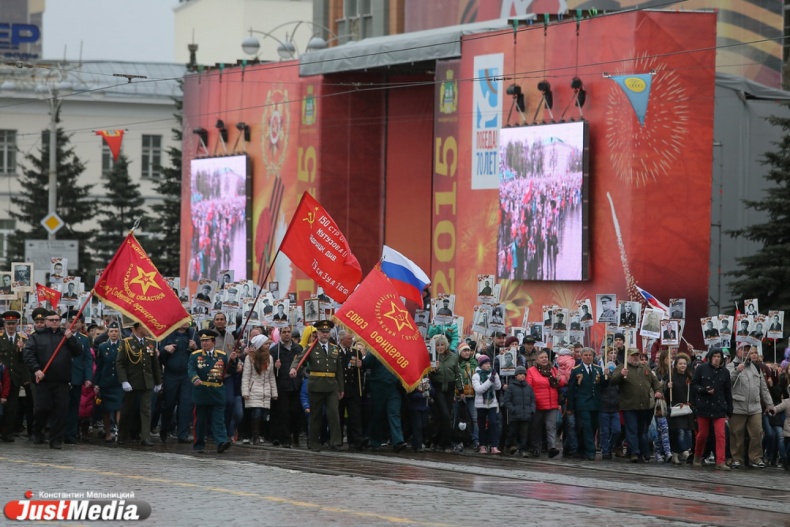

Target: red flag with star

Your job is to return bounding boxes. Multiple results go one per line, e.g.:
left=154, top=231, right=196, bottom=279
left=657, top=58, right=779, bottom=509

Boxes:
left=35, top=282, right=61, bottom=310
left=94, top=233, right=190, bottom=340
left=334, top=267, right=430, bottom=391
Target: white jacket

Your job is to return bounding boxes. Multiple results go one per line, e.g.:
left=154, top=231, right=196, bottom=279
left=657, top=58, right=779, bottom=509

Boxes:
left=472, top=369, right=502, bottom=409
left=241, top=358, right=278, bottom=409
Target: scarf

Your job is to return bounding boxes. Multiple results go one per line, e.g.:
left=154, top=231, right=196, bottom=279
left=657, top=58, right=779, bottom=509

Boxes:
left=536, top=364, right=558, bottom=387
left=478, top=368, right=495, bottom=405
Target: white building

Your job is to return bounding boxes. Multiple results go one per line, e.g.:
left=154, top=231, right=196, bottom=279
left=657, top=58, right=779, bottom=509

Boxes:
left=174, top=0, right=314, bottom=65
left=0, top=60, right=186, bottom=263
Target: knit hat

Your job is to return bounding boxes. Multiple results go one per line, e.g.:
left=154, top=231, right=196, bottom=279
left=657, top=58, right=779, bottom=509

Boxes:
left=504, top=336, right=519, bottom=348
left=250, top=334, right=269, bottom=350
left=514, top=366, right=527, bottom=376
left=614, top=332, right=625, bottom=341
left=558, top=347, right=573, bottom=356
left=477, top=355, right=491, bottom=366
left=458, top=343, right=472, bottom=354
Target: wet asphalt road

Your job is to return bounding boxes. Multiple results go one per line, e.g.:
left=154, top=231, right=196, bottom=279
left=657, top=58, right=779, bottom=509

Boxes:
left=2, top=440, right=789, bottom=526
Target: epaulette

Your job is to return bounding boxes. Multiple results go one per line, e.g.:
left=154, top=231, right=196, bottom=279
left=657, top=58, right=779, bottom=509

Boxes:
left=123, top=337, right=133, bottom=341
left=191, top=350, right=203, bottom=355
left=571, top=364, right=583, bottom=370
left=216, top=350, right=226, bottom=356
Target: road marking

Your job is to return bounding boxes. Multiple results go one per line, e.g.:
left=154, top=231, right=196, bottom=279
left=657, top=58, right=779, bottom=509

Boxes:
left=0, top=456, right=450, bottom=526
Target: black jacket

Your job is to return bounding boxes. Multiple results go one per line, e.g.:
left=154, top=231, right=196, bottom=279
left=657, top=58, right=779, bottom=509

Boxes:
left=691, top=361, right=733, bottom=418
left=23, top=328, right=82, bottom=384
left=501, top=378, right=536, bottom=421
left=159, top=328, right=196, bottom=375
left=271, top=340, right=303, bottom=392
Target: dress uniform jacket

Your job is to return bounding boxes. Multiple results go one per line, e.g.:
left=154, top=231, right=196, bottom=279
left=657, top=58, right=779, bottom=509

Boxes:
left=0, top=330, right=28, bottom=385
left=566, top=363, right=605, bottom=412
left=292, top=342, right=344, bottom=394
left=188, top=349, right=227, bottom=405
left=94, top=339, right=124, bottom=411
left=115, top=337, right=162, bottom=390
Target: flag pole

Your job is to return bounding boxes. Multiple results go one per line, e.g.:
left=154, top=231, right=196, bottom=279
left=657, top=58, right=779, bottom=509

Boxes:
left=41, top=290, right=95, bottom=376
left=233, top=242, right=283, bottom=353
left=42, top=220, right=142, bottom=376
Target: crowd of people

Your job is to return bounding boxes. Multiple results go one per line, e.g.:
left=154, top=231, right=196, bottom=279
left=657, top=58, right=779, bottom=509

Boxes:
left=497, top=173, right=582, bottom=281
left=189, top=197, right=246, bottom=282
left=2, top=304, right=788, bottom=474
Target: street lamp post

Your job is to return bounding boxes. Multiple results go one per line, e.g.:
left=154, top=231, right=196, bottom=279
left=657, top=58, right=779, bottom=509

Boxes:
left=47, top=94, right=59, bottom=240
left=241, top=20, right=338, bottom=60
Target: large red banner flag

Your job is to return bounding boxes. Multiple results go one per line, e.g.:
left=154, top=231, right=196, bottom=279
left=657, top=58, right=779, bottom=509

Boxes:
left=94, top=233, right=191, bottom=340
left=334, top=267, right=430, bottom=391
left=280, top=191, right=362, bottom=302
left=94, top=130, right=124, bottom=162
left=35, top=282, right=61, bottom=310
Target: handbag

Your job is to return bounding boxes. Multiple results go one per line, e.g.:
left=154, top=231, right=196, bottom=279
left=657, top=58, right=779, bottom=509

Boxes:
left=462, top=365, right=474, bottom=397
left=669, top=382, right=692, bottom=417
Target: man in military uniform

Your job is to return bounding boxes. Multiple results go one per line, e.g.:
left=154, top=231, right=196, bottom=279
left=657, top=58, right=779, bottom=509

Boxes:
left=188, top=329, right=231, bottom=453
left=566, top=348, right=606, bottom=460
left=620, top=302, right=637, bottom=327
left=64, top=310, right=93, bottom=444
left=337, top=329, right=366, bottom=449
left=598, top=296, right=616, bottom=323
left=290, top=320, right=344, bottom=451
left=0, top=310, right=27, bottom=442
left=553, top=312, right=567, bottom=330
left=159, top=322, right=197, bottom=443
left=23, top=309, right=82, bottom=449
left=116, top=322, right=162, bottom=446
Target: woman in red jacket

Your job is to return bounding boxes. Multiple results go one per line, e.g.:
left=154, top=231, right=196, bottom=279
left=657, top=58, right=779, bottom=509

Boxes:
left=526, top=349, right=566, bottom=458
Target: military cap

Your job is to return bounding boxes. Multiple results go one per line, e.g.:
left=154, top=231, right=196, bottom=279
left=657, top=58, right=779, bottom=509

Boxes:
left=555, top=313, right=564, bottom=319
left=198, top=328, right=218, bottom=340
left=31, top=307, right=49, bottom=321
left=227, top=288, right=238, bottom=294
left=313, top=320, right=335, bottom=331
left=523, top=336, right=536, bottom=344
left=627, top=348, right=641, bottom=356
left=46, top=310, right=59, bottom=317
left=601, top=295, right=612, bottom=302
left=2, top=310, right=21, bottom=322
left=108, top=321, right=120, bottom=330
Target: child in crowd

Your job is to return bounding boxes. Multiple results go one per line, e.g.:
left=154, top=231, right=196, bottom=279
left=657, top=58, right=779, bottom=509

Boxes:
left=502, top=365, right=536, bottom=457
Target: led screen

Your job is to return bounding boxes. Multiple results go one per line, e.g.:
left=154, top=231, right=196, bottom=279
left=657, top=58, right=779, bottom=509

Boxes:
left=497, top=121, right=589, bottom=281
left=189, top=155, right=251, bottom=282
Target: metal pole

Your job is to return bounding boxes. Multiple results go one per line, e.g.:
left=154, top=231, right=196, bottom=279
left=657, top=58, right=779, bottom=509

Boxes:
left=47, top=93, right=58, bottom=241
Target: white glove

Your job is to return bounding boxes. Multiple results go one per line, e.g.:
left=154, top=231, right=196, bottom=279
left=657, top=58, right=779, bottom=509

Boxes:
left=154, top=384, right=162, bottom=393
left=122, top=382, right=132, bottom=392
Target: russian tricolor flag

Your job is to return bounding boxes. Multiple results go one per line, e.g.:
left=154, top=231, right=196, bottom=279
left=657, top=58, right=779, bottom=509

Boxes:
left=381, top=245, right=430, bottom=306
left=635, top=285, right=670, bottom=314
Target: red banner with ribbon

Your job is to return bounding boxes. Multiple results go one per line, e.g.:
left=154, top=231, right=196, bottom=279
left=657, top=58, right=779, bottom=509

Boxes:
left=94, top=233, right=191, bottom=340
left=35, top=282, right=61, bottom=310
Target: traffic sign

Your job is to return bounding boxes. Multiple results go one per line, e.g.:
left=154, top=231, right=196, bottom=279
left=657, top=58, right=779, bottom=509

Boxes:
left=40, top=212, right=64, bottom=235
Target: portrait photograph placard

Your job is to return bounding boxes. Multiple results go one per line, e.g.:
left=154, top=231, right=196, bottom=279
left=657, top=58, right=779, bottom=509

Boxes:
left=660, top=320, right=679, bottom=346
left=433, top=294, right=455, bottom=325
left=669, top=298, right=686, bottom=320
left=767, top=310, right=784, bottom=340
left=477, top=274, right=496, bottom=303
left=596, top=294, right=616, bottom=324
left=640, top=308, right=663, bottom=339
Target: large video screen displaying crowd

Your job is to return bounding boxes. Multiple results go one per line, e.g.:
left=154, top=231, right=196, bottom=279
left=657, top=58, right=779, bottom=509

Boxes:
left=497, top=122, right=587, bottom=281
left=189, top=156, right=249, bottom=282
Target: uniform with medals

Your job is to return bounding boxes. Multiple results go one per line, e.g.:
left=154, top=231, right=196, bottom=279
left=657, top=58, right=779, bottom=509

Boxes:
left=115, top=324, right=162, bottom=446
left=188, top=329, right=231, bottom=453
left=291, top=320, right=344, bottom=450
left=0, top=310, right=28, bottom=442
left=567, top=358, right=606, bottom=460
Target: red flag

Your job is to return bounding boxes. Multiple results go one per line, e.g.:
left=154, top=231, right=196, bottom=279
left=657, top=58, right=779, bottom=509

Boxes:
left=95, top=130, right=124, bottom=162
left=36, top=282, right=61, bottom=310
left=334, top=267, right=430, bottom=391
left=94, top=233, right=190, bottom=340
left=280, top=191, right=362, bottom=302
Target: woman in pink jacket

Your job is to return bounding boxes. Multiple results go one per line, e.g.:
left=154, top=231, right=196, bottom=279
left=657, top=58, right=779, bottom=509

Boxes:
left=526, top=349, right=566, bottom=458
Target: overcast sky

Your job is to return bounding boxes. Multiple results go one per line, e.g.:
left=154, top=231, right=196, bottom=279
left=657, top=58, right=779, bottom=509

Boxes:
left=42, top=0, right=180, bottom=63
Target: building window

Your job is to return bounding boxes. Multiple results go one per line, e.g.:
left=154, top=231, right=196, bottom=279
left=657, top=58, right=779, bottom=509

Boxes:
left=0, top=130, right=17, bottom=176
left=0, top=219, right=15, bottom=262
left=142, top=135, right=162, bottom=179
left=101, top=144, right=115, bottom=176
left=337, top=0, right=373, bottom=42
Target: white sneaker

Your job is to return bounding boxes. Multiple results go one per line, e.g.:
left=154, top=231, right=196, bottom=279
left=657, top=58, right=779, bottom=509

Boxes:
left=704, top=454, right=716, bottom=465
